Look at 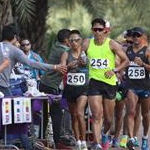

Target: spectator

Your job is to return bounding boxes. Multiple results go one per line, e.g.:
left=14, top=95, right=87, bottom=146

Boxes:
left=39, top=29, right=72, bottom=149
left=0, top=24, right=67, bottom=150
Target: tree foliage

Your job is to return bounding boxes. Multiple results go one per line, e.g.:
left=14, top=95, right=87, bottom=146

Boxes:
left=0, top=0, right=150, bottom=59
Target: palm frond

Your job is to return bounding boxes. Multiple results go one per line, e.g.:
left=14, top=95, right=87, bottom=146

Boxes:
left=81, top=0, right=107, bottom=18
left=125, top=0, right=150, bottom=22
left=48, top=0, right=78, bottom=12
left=11, top=0, right=36, bottom=25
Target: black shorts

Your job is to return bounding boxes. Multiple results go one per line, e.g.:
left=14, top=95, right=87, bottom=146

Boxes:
left=88, top=78, right=117, bottom=100
left=63, top=84, right=88, bottom=103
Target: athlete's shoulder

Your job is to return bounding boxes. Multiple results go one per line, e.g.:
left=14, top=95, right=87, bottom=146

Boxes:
left=109, top=39, right=122, bottom=50
left=146, top=46, right=150, bottom=51
left=82, top=38, right=91, bottom=51
left=145, top=46, right=150, bottom=56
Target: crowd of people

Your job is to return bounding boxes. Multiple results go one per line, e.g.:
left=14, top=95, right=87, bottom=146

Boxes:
left=0, top=18, right=149, bottom=150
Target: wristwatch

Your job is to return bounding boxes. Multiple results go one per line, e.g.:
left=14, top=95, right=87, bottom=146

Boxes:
left=112, top=68, right=118, bottom=73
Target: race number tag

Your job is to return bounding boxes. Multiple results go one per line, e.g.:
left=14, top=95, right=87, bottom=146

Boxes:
left=90, top=58, right=109, bottom=69
left=128, top=67, right=145, bottom=79
left=67, top=73, right=85, bottom=85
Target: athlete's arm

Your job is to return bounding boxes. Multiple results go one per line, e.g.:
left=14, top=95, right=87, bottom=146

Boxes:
left=135, top=47, right=150, bottom=72
left=60, top=52, right=68, bottom=66
left=110, top=39, right=129, bottom=72
left=82, top=38, right=90, bottom=52
left=61, top=51, right=78, bottom=69
left=122, top=45, right=128, bottom=52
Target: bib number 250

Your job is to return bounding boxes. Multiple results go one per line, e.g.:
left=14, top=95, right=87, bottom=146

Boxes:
left=67, top=73, right=85, bottom=85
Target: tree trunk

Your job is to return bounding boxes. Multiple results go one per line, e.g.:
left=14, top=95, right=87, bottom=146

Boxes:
left=0, top=0, right=13, bottom=40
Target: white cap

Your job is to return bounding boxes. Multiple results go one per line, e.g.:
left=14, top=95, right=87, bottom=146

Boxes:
left=105, top=20, right=110, bottom=28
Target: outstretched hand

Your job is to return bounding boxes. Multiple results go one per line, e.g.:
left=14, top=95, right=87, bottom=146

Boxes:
left=55, top=64, right=67, bottom=74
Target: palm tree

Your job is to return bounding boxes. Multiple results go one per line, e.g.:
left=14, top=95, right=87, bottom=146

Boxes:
left=1, top=0, right=150, bottom=59
left=11, top=0, right=48, bottom=60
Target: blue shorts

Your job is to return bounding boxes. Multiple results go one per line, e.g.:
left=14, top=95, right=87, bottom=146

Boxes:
left=131, top=89, right=150, bottom=99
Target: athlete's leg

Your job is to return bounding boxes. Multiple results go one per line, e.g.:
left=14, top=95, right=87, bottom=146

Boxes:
left=67, top=101, right=80, bottom=141
left=122, top=98, right=128, bottom=135
left=76, top=95, right=87, bottom=141
left=133, top=103, right=141, bottom=137
left=140, top=97, right=150, bottom=137
left=119, top=98, right=128, bottom=148
left=126, top=90, right=138, bottom=138
left=88, top=95, right=103, bottom=144
left=140, top=96, right=150, bottom=150
left=103, top=99, right=116, bottom=134
left=114, top=100, right=125, bottom=138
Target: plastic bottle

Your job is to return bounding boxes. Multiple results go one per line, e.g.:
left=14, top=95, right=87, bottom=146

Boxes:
left=80, top=51, right=87, bottom=62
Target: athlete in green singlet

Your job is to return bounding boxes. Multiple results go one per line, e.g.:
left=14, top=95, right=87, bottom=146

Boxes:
left=83, top=18, right=129, bottom=150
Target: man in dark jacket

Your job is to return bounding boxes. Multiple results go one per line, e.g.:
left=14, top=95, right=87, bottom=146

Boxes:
left=39, top=29, right=71, bottom=149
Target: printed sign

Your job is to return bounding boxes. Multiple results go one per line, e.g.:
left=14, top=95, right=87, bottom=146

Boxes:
left=14, top=97, right=24, bottom=123
left=2, top=98, right=12, bottom=125
left=23, top=97, right=32, bottom=123
left=13, top=97, right=32, bottom=123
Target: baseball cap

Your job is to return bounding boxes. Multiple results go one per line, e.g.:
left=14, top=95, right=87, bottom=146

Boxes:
left=105, top=20, right=110, bottom=28
left=131, top=27, right=145, bottom=35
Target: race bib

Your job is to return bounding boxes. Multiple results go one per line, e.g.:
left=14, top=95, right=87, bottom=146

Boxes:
left=67, top=73, right=85, bottom=85
left=128, top=67, right=145, bottom=79
left=90, top=58, right=109, bottom=69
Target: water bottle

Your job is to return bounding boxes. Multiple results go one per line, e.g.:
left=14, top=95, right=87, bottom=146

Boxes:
left=80, top=51, right=87, bottom=62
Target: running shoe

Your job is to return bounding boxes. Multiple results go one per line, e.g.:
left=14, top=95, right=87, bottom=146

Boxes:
left=134, top=136, right=140, bottom=147
left=119, top=135, right=128, bottom=148
left=112, top=137, right=119, bottom=147
left=81, top=142, right=88, bottom=150
left=91, top=143, right=102, bottom=150
left=101, top=134, right=109, bottom=150
left=76, top=140, right=81, bottom=150
left=108, top=135, right=112, bottom=145
left=141, top=138, right=149, bottom=150
left=127, top=138, right=135, bottom=150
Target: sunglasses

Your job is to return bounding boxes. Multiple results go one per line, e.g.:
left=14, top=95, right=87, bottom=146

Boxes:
left=21, top=43, right=30, bottom=47
left=126, top=40, right=133, bottom=44
left=92, top=28, right=104, bottom=32
left=69, top=38, right=81, bottom=43
left=131, top=32, right=142, bottom=38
